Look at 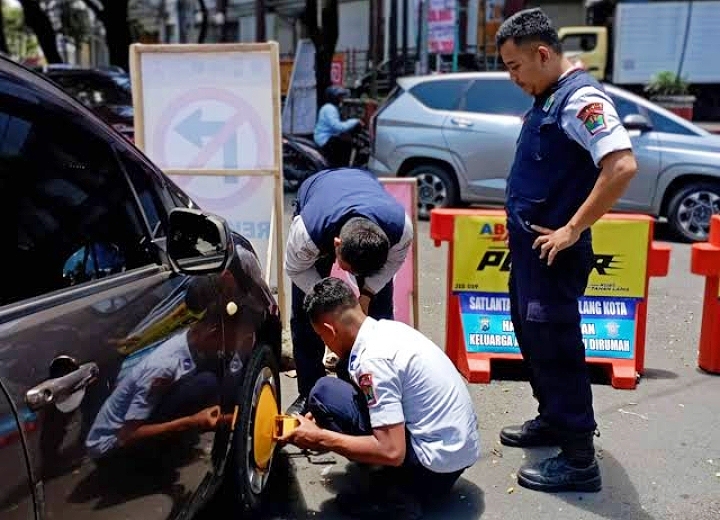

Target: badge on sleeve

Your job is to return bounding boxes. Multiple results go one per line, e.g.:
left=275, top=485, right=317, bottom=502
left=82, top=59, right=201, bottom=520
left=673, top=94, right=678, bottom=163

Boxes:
left=577, top=102, right=606, bottom=135
left=358, top=373, right=377, bottom=406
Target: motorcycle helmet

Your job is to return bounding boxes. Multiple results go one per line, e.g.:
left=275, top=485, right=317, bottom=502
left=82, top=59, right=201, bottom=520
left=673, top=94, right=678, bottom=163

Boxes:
left=325, top=85, right=350, bottom=105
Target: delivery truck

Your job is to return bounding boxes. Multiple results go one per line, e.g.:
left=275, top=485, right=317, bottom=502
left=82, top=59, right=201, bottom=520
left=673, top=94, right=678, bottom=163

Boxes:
left=558, top=0, right=720, bottom=120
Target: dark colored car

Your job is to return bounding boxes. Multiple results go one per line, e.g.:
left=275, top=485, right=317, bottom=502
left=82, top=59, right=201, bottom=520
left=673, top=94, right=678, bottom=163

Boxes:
left=2, top=56, right=283, bottom=519
left=39, top=64, right=135, bottom=141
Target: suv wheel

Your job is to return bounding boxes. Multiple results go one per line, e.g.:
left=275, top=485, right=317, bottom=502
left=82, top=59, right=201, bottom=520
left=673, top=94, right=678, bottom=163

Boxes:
left=407, top=164, right=459, bottom=220
left=666, top=181, right=720, bottom=242
left=228, top=343, right=280, bottom=512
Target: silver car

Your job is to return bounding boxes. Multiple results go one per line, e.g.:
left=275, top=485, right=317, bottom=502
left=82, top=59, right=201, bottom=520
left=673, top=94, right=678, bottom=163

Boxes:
left=368, top=71, right=720, bottom=242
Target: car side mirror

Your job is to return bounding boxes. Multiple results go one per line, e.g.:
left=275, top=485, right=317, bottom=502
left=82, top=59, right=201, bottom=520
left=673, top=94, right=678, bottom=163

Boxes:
left=167, top=208, right=233, bottom=275
left=623, top=114, right=652, bottom=132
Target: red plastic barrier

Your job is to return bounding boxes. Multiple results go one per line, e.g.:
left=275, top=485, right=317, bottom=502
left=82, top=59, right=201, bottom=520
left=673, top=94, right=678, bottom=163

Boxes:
left=690, top=215, right=720, bottom=374
left=431, top=209, right=671, bottom=389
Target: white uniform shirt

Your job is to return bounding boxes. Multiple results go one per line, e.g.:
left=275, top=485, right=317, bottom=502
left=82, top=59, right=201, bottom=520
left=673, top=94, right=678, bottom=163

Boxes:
left=558, top=70, right=633, bottom=165
left=348, top=317, right=481, bottom=473
left=284, top=213, right=414, bottom=295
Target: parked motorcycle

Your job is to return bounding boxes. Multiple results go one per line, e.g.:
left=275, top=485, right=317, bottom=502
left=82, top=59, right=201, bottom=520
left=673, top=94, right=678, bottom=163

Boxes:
left=282, top=128, right=371, bottom=192
left=283, top=134, right=328, bottom=192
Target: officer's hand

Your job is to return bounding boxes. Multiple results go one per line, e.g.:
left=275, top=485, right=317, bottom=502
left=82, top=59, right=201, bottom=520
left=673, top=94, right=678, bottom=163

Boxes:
left=530, top=224, right=581, bottom=266
left=192, top=405, right=221, bottom=431
left=278, top=413, right=324, bottom=451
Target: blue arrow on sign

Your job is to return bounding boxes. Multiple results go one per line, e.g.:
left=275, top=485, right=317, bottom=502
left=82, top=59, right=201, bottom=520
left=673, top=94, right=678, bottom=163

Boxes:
left=174, top=108, right=238, bottom=168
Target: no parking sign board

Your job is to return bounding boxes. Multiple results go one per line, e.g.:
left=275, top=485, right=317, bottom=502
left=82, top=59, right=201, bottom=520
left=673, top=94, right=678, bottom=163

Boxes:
left=130, top=42, right=285, bottom=320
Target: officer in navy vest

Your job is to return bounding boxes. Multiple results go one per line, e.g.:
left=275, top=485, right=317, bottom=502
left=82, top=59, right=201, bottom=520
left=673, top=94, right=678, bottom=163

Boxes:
left=284, top=168, right=413, bottom=415
left=495, top=9, right=637, bottom=493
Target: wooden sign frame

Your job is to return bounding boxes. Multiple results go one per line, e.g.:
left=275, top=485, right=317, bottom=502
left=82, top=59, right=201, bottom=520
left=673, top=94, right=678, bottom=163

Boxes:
left=129, top=42, right=286, bottom=323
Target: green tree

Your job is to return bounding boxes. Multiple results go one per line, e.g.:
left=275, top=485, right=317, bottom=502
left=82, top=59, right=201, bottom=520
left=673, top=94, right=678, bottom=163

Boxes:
left=2, top=2, right=40, bottom=60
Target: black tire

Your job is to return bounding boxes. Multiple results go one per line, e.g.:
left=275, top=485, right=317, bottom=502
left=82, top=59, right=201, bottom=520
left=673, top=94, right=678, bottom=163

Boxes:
left=666, top=181, right=720, bottom=242
left=228, top=343, right=281, bottom=513
left=406, top=164, right=459, bottom=221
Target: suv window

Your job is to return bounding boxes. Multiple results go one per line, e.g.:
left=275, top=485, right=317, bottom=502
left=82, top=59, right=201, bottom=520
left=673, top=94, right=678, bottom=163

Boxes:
left=462, top=79, right=532, bottom=116
left=409, top=79, right=471, bottom=110
left=609, top=93, right=645, bottom=119
left=8, top=94, right=157, bottom=305
left=646, top=109, right=697, bottom=136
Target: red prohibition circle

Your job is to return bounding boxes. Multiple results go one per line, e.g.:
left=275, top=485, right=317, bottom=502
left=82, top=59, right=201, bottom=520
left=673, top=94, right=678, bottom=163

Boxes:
left=153, top=87, right=274, bottom=208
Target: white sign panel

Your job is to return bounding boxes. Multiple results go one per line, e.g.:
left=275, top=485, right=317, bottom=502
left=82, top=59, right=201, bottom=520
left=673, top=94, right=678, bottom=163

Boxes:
left=130, top=43, right=286, bottom=322
left=138, top=51, right=276, bottom=171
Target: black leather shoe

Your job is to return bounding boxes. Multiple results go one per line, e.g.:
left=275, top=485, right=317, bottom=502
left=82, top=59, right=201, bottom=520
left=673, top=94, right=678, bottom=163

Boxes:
left=286, top=395, right=307, bottom=416
left=517, top=453, right=602, bottom=493
left=500, top=417, right=560, bottom=447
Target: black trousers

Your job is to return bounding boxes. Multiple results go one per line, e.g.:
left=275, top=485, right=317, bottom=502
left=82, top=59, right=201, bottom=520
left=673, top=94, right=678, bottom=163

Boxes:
left=508, top=228, right=597, bottom=434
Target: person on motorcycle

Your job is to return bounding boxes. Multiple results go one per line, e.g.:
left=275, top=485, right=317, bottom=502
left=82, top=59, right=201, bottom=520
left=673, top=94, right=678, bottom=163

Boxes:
left=314, top=86, right=363, bottom=168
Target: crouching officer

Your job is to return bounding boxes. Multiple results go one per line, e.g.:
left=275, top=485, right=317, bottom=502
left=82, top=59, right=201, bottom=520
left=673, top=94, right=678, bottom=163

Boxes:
left=495, top=9, right=638, bottom=492
left=280, top=277, right=480, bottom=517
left=284, top=168, right=413, bottom=416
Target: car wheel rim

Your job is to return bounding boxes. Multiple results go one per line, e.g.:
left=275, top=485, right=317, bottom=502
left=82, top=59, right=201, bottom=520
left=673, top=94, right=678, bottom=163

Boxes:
left=246, top=367, right=278, bottom=495
left=415, top=172, right=448, bottom=219
left=675, top=189, right=720, bottom=240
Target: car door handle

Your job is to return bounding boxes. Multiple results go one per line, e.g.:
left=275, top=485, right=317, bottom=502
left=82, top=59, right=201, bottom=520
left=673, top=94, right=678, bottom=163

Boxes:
left=25, top=362, right=99, bottom=411
left=450, top=118, right=474, bottom=128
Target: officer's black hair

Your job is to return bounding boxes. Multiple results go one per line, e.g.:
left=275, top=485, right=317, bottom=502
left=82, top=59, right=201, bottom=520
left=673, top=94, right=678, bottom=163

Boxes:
left=495, top=8, right=562, bottom=54
left=185, top=273, right=223, bottom=320
left=304, top=277, right=359, bottom=323
left=338, top=217, right=389, bottom=278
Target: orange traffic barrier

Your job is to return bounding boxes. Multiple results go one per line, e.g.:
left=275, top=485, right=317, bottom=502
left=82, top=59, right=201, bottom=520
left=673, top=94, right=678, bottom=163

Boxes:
left=431, top=209, right=671, bottom=389
left=690, top=215, right=720, bottom=374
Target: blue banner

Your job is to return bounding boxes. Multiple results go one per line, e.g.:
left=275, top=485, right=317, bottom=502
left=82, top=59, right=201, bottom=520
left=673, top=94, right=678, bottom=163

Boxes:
left=459, top=292, right=638, bottom=359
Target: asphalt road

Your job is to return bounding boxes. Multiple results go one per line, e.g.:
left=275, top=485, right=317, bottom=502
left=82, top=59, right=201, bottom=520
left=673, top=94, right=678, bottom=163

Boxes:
left=205, top=194, right=720, bottom=520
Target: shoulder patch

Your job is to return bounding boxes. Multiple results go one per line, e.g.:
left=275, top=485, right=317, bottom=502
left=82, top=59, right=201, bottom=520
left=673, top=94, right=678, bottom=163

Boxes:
left=358, top=373, right=377, bottom=406
left=577, top=102, right=606, bottom=135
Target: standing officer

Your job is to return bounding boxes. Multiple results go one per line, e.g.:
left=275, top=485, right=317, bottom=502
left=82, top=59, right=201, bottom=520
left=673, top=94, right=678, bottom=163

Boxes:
left=280, top=277, right=480, bottom=517
left=495, top=9, right=638, bottom=492
left=284, top=168, right=413, bottom=415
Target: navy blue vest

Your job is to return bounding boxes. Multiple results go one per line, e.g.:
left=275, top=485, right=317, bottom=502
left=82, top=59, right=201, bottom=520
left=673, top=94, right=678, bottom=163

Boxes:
left=297, top=168, right=406, bottom=253
left=506, top=70, right=603, bottom=239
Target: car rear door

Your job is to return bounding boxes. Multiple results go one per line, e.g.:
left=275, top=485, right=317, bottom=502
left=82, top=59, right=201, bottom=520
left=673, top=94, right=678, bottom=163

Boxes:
left=442, top=78, right=531, bottom=202
left=3, top=75, right=221, bottom=520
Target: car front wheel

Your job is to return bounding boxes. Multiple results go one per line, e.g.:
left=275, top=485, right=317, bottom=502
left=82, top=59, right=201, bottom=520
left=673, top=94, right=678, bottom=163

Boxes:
left=406, top=164, right=459, bottom=220
left=228, top=343, right=281, bottom=512
left=666, top=181, right=720, bottom=242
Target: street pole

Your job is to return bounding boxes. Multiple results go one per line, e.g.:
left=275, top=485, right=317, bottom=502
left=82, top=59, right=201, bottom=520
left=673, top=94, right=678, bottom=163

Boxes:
left=402, top=0, right=409, bottom=69
left=452, top=0, right=459, bottom=72
left=255, top=0, right=266, bottom=41
left=389, top=0, right=398, bottom=88
left=419, top=0, right=429, bottom=75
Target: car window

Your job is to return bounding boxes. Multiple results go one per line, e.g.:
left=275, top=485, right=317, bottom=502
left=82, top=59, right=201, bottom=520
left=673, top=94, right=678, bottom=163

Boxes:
left=409, top=79, right=471, bottom=110
left=646, top=109, right=697, bottom=136
left=7, top=95, right=158, bottom=306
left=562, top=34, right=598, bottom=53
left=609, top=92, right=696, bottom=136
left=463, top=79, right=532, bottom=116
left=51, top=73, right=132, bottom=107
left=118, top=150, right=170, bottom=239
left=608, top=93, right=645, bottom=120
